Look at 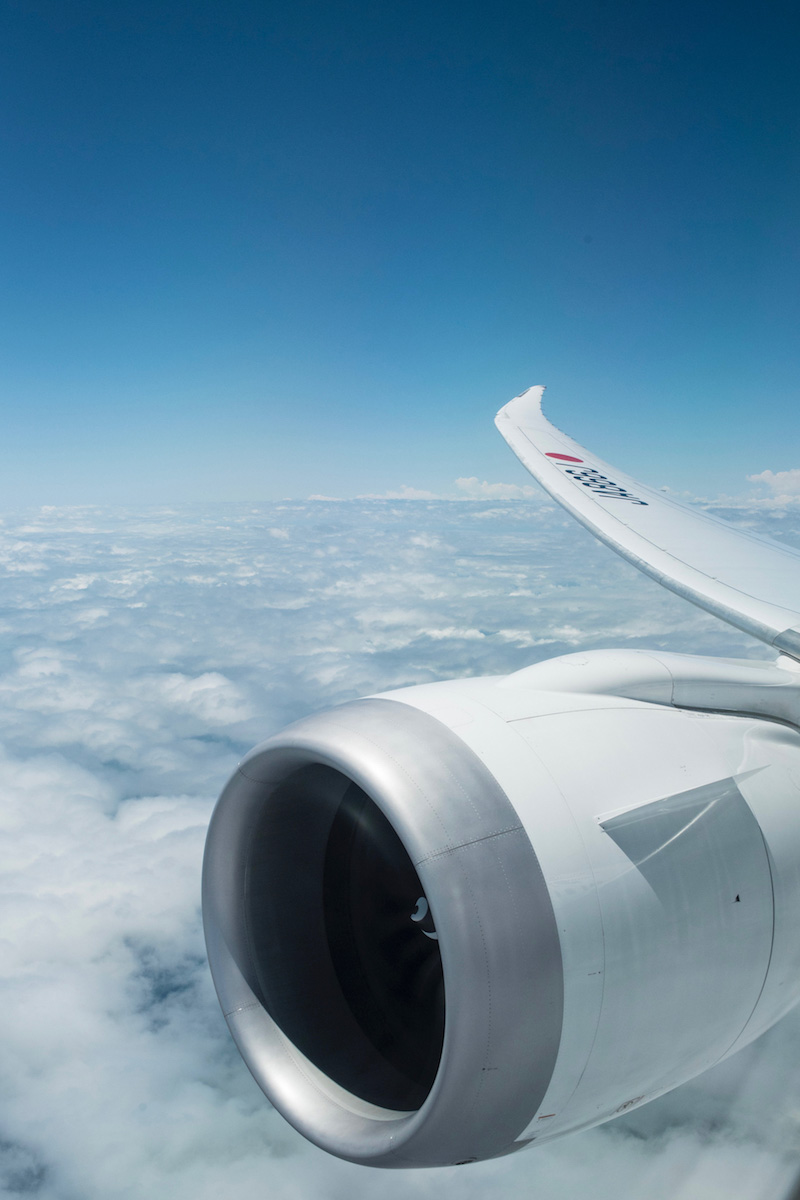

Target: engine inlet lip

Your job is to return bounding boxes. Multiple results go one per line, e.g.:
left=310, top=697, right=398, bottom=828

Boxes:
left=202, top=697, right=563, bottom=1167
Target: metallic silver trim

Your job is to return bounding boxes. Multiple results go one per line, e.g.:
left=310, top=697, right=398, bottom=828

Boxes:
left=202, top=697, right=563, bottom=1167
left=773, top=628, right=800, bottom=662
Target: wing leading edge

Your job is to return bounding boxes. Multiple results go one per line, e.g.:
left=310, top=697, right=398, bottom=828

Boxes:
left=495, top=386, right=800, bottom=661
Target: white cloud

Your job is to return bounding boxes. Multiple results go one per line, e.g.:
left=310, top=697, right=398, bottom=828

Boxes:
left=747, top=468, right=800, bottom=505
left=748, top=468, right=800, bottom=495
left=358, top=484, right=444, bottom=500
left=313, top=479, right=547, bottom=501
left=0, top=499, right=797, bottom=1199
left=456, top=476, right=541, bottom=500
left=420, top=625, right=486, bottom=640
left=138, top=672, right=253, bottom=724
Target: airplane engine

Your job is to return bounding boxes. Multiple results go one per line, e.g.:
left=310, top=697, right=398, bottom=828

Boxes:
left=202, top=650, right=800, bottom=1167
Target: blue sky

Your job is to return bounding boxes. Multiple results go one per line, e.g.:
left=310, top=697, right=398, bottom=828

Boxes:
left=2, top=0, right=800, bottom=504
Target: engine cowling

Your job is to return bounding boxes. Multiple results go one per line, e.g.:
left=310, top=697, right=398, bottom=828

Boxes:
left=202, top=650, right=800, bottom=1167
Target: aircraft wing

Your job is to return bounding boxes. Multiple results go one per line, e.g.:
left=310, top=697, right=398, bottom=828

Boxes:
left=495, top=386, right=800, bottom=660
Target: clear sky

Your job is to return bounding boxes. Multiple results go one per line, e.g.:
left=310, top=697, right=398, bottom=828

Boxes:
left=3, top=0, right=800, bottom=504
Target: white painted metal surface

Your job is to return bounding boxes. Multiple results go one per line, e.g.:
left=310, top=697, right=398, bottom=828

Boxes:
left=386, top=656, right=800, bottom=1146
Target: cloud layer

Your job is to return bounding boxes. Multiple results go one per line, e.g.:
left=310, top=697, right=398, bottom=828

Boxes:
left=747, top=469, right=800, bottom=505
left=2, top=499, right=800, bottom=1199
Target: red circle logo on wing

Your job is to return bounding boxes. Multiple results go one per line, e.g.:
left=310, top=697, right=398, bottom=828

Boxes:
left=546, top=453, right=583, bottom=463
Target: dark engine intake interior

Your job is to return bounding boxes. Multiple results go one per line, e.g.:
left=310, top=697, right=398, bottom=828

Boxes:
left=244, top=764, right=446, bottom=1111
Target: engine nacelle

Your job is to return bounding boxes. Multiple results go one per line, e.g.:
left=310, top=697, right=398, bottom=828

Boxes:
left=202, top=650, right=800, bottom=1167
